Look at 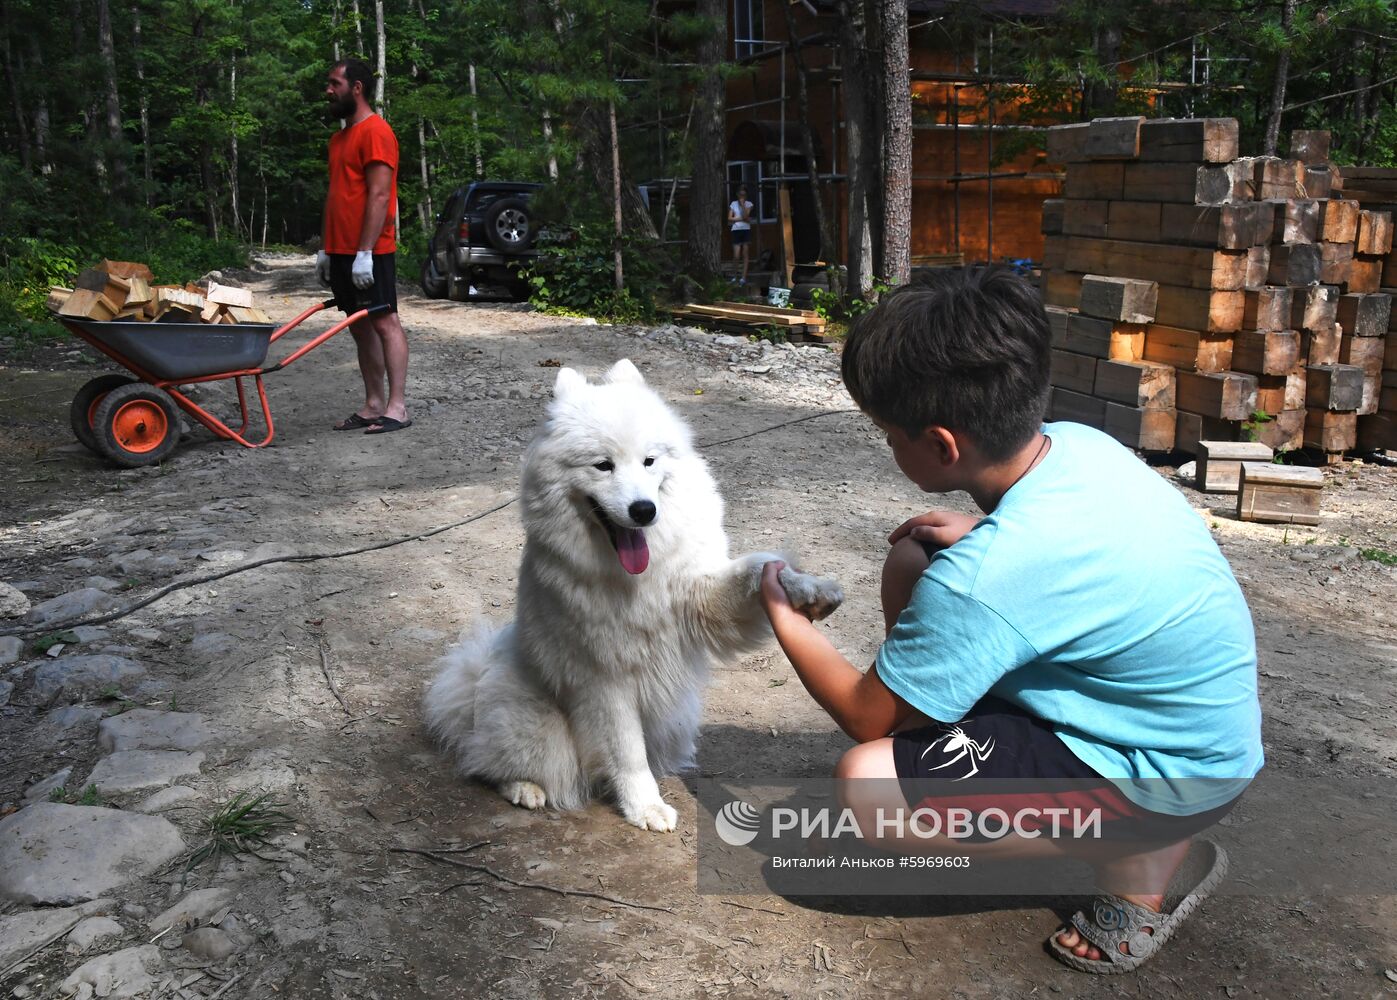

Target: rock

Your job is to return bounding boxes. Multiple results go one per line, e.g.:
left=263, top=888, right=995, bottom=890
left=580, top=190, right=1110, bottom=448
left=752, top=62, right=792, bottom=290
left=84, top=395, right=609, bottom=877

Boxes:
left=30, top=654, right=146, bottom=704
left=134, top=785, right=199, bottom=814
left=0, top=899, right=112, bottom=968
left=98, top=710, right=213, bottom=752
left=46, top=705, right=104, bottom=732
left=66, top=915, right=124, bottom=952
left=148, top=888, right=233, bottom=934
left=87, top=750, right=205, bottom=794
left=126, top=628, right=162, bottom=643
left=70, top=625, right=110, bottom=643
left=23, top=766, right=72, bottom=803
left=82, top=577, right=124, bottom=593
left=0, top=805, right=185, bottom=904
left=1175, top=461, right=1197, bottom=481
left=196, top=548, right=245, bottom=564
left=0, top=635, right=22, bottom=664
left=0, top=680, right=10, bottom=707
left=248, top=541, right=298, bottom=562
left=181, top=926, right=240, bottom=962
left=221, top=763, right=296, bottom=795
left=188, top=632, right=236, bottom=657
left=0, top=581, right=30, bottom=619
left=25, top=588, right=116, bottom=626
left=60, top=945, right=161, bottom=999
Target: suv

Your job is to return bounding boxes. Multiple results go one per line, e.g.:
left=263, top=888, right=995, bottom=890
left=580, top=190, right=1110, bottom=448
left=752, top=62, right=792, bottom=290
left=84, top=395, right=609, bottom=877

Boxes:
left=420, top=181, right=542, bottom=301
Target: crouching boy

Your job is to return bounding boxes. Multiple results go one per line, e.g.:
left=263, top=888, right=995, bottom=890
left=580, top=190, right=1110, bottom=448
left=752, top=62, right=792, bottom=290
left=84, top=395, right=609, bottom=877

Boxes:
left=758, top=267, right=1262, bottom=974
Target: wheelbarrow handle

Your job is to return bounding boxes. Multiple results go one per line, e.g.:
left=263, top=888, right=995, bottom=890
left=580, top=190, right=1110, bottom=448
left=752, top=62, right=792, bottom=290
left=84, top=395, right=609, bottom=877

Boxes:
left=264, top=302, right=394, bottom=372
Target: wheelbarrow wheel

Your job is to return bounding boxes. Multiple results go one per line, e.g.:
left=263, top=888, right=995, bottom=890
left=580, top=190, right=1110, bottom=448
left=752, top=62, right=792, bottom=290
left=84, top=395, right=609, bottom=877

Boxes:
left=70, top=374, right=135, bottom=453
left=92, top=382, right=180, bottom=467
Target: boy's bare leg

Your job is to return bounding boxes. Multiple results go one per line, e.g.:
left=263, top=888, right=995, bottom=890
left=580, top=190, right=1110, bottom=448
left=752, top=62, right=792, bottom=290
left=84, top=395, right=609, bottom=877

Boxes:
left=369, top=310, right=410, bottom=424
left=348, top=318, right=387, bottom=421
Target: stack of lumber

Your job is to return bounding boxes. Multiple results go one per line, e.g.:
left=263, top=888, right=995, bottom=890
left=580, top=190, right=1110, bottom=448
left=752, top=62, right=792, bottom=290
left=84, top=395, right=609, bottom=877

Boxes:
left=47, top=260, right=272, bottom=325
left=670, top=301, right=829, bottom=343
left=1337, top=167, right=1397, bottom=452
left=1040, top=119, right=1395, bottom=461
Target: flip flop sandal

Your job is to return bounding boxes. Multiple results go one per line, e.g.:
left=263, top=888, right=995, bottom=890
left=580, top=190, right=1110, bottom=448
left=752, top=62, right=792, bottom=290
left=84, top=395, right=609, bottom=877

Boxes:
left=364, top=416, right=413, bottom=435
left=1047, top=840, right=1228, bottom=975
left=334, top=413, right=381, bottom=431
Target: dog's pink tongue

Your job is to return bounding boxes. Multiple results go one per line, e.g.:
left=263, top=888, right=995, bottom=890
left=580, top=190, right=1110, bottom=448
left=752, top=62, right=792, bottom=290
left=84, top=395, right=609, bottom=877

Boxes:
left=616, top=528, right=649, bottom=575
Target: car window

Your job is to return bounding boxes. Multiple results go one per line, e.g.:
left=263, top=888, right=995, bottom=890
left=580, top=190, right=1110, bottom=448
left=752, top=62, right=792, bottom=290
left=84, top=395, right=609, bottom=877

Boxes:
left=467, top=188, right=535, bottom=211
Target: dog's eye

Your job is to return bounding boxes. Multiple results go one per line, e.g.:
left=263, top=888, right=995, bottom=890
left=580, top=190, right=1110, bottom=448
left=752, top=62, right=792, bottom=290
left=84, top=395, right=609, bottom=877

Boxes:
left=643, top=457, right=655, bottom=467
left=594, top=460, right=614, bottom=472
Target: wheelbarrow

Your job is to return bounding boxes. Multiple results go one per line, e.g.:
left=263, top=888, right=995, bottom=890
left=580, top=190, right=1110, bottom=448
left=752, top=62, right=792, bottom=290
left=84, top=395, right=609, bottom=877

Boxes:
left=59, top=300, right=389, bottom=467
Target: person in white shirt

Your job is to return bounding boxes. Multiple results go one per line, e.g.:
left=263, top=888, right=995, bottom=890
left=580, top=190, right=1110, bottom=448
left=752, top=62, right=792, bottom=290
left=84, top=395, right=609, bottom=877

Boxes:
left=727, top=185, right=754, bottom=284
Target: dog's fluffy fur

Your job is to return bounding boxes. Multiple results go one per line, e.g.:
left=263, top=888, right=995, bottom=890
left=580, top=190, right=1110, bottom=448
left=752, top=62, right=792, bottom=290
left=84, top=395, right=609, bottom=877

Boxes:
left=424, top=360, right=843, bottom=831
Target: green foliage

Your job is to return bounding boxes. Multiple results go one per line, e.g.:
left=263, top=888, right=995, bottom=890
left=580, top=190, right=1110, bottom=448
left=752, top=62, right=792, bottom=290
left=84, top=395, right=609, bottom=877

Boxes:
left=1359, top=546, right=1397, bottom=567
left=188, top=792, right=295, bottom=870
left=32, top=631, right=80, bottom=655
left=525, top=225, right=667, bottom=323
left=50, top=784, right=103, bottom=807
left=1243, top=410, right=1275, bottom=442
left=810, top=280, right=891, bottom=323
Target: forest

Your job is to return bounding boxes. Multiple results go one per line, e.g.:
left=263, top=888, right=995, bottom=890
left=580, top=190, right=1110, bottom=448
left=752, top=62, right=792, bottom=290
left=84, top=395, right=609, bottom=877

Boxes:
left=1, top=0, right=1395, bottom=334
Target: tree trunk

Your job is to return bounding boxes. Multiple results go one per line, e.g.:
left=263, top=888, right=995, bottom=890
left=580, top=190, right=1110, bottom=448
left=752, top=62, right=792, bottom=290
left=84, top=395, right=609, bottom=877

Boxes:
left=0, top=6, right=31, bottom=171
left=781, top=0, right=837, bottom=286
left=877, top=0, right=910, bottom=285
left=351, top=0, right=365, bottom=56
left=417, top=117, right=431, bottom=232
left=331, top=0, right=341, bottom=60
left=229, top=56, right=241, bottom=238
left=1263, top=0, right=1298, bottom=155
left=96, top=0, right=125, bottom=191
left=686, top=0, right=725, bottom=279
left=193, top=13, right=218, bottom=239
left=131, top=3, right=151, bottom=202
left=1085, top=22, right=1121, bottom=116
left=27, top=36, right=50, bottom=174
left=373, top=0, right=385, bottom=110
left=610, top=95, right=624, bottom=291
left=468, top=63, right=483, bottom=177
left=542, top=109, right=559, bottom=180
left=581, top=106, right=658, bottom=241
left=838, top=0, right=873, bottom=296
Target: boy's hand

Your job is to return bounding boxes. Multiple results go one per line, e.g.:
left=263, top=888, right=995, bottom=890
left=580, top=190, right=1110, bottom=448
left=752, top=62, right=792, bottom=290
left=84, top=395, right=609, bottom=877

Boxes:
left=759, top=561, right=797, bottom=621
left=888, top=511, right=981, bottom=550
left=760, top=561, right=844, bottom=623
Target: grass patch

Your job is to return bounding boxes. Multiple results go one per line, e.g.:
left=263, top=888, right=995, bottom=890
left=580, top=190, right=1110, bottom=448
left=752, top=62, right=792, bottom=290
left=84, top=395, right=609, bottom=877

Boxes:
left=1359, top=546, right=1397, bottom=567
left=50, top=783, right=103, bottom=807
left=32, top=630, right=79, bottom=655
left=187, top=792, right=294, bottom=870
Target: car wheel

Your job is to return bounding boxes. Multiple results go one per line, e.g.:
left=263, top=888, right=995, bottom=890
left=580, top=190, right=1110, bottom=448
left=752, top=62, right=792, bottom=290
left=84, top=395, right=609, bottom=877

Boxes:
left=420, top=258, right=448, bottom=299
left=483, top=198, right=537, bottom=254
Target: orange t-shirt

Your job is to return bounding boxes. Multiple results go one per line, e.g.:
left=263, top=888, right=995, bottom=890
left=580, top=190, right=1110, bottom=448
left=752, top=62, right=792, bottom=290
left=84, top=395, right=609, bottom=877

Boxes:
left=324, top=114, right=399, bottom=255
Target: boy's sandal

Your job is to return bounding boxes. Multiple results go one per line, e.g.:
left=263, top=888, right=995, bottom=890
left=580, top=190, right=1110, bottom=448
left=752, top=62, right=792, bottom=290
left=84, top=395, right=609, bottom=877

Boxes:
left=333, top=413, right=381, bottom=431
left=1047, top=840, right=1228, bottom=975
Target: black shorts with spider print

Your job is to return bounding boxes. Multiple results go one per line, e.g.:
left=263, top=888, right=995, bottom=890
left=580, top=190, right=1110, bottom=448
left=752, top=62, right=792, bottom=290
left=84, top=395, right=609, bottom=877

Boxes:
left=891, top=696, right=1241, bottom=844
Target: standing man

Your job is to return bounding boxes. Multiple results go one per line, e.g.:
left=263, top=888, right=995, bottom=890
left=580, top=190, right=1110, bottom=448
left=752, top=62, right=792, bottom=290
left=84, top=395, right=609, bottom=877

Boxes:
left=318, top=58, right=412, bottom=434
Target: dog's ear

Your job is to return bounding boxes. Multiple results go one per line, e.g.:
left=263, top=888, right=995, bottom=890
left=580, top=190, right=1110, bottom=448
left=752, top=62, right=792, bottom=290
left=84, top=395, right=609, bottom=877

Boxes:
left=602, top=359, right=645, bottom=386
left=553, top=367, right=586, bottom=399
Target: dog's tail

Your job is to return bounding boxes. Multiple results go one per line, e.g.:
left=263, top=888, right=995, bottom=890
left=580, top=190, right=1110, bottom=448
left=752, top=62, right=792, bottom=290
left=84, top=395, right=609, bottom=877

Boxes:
left=423, top=621, right=512, bottom=757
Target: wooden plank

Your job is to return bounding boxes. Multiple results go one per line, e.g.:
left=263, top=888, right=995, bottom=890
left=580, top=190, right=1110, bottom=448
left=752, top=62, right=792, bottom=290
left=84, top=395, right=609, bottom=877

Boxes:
left=1159, top=202, right=1270, bottom=249
left=1304, top=409, right=1357, bottom=452
left=1104, top=200, right=1161, bottom=242
left=1237, top=462, right=1323, bottom=524
left=1176, top=370, right=1258, bottom=420
left=1063, top=313, right=1114, bottom=357
left=1041, top=199, right=1065, bottom=235
left=1357, top=412, right=1397, bottom=451
left=1231, top=330, right=1300, bottom=376
left=1050, top=349, right=1098, bottom=393
left=1042, top=269, right=1083, bottom=308
left=1048, top=387, right=1106, bottom=428
left=1153, top=286, right=1243, bottom=333
left=1356, top=210, right=1393, bottom=255
left=1254, top=408, right=1305, bottom=452
left=226, top=305, right=273, bottom=323
left=1061, top=200, right=1110, bottom=238
left=1275, top=199, right=1319, bottom=244
left=1064, top=237, right=1247, bottom=291
left=1384, top=252, right=1397, bottom=289
left=1103, top=403, right=1176, bottom=451
left=1345, top=255, right=1383, bottom=294
left=1304, top=165, right=1335, bottom=199
left=1109, top=322, right=1147, bottom=361
left=1255, top=375, right=1286, bottom=414
left=1175, top=412, right=1238, bottom=454
left=1139, top=118, right=1238, bottom=163
left=1078, top=274, right=1157, bottom=323
left=1305, top=364, right=1365, bottom=410
left=1336, top=293, right=1392, bottom=337
left=45, top=287, right=73, bottom=313
left=1285, top=366, right=1308, bottom=410
left=1196, top=440, right=1274, bottom=492
left=199, top=301, right=221, bottom=323
left=57, top=288, right=119, bottom=321
left=1289, top=129, right=1330, bottom=165
left=1045, top=305, right=1073, bottom=348
left=1242, top=287, right=1293, bottom=332
left=1319, top=241, right=1354, bottom=285
left=1318, top=199, right=1360, bottom=243
left=1245, top=246, right=1272, bottom=288
left=1143, top=325, right=1233, bottom=372
left=1086, top=116, right=1144, bottom=159
left=1252, top=157, right=1305, bottom=200
left=206, top=282, right=253, bottom=308
left=1303, top=325, right=1342, bottom=366
left=1120, top=161, right=1250, bottom=205
left=1045, top=122, right=1092, bottom=164
left=1291, top=284, right=1339, bottom=332
left=1266, top=244, right=1322, bottom=286
left=1094, top=358, right=1175, bottom=408
left=1041, top=234, right=1068, bottom=270
left=1340, top=332, right=1384, bottom=375
left=1064, top=162, right=1125, bottom=200
left=96, top=259, right=154, bottom=281
left=1386, top=332, right=1397, bottom=369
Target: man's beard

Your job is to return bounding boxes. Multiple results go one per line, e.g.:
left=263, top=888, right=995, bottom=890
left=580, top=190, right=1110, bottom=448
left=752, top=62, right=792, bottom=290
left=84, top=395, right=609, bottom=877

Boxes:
left=327, top=94, right=356, bottom=119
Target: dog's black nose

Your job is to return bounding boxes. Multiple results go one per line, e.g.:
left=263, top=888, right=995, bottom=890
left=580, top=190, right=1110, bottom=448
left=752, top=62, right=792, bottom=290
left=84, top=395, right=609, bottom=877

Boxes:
left=628, top=500, right=657, bottom=526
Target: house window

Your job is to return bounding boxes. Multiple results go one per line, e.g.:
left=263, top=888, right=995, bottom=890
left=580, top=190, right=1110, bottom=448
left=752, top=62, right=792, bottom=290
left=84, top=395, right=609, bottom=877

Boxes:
left=727, top=161, right=777, bottom=224
left=734, top=0, right=764, bottom=58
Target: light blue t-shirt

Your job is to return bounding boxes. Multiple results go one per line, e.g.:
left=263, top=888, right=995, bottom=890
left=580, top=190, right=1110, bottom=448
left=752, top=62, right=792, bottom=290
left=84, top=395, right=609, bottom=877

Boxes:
left=876, top=421, right=1264, bottom=815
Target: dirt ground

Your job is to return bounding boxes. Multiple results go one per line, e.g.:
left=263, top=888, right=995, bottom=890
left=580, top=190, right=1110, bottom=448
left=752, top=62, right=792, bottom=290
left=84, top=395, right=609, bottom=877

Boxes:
left=2, top=255, right=1396, bottom=999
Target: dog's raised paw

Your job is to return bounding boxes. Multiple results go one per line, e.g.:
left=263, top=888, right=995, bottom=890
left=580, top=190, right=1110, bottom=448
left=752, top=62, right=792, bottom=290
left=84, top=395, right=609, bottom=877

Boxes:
left=501, top=780, right=548, bottom=810
left=778, top=568, right=845, bottom=621
left=626, top=800, right=678, bottom=833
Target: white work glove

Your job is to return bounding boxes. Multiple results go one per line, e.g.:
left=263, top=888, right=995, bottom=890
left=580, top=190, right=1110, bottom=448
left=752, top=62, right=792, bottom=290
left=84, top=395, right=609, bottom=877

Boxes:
left=351, top=251, right=375, bottom=290
left=315, top=250, right=331, bottom=286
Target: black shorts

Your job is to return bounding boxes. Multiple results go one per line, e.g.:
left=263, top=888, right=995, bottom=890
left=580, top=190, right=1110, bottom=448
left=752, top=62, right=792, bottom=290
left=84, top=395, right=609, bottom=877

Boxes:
left=731, top=228, right=752, bottom=246
left=328, top=252, right=398, bottom=315
left=892, top=696, right=1241, bottom=843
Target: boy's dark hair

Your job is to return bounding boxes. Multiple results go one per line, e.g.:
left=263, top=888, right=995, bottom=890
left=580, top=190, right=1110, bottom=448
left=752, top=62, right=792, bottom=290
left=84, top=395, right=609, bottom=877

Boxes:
left=332, top=58, right=374, bottom=98
left=840, top=266, right=1050, bottom=461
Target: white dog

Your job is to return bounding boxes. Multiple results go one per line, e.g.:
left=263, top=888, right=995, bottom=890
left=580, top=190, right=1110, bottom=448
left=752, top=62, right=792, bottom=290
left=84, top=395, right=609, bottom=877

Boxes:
left=425, top=360, right=843, bottom=832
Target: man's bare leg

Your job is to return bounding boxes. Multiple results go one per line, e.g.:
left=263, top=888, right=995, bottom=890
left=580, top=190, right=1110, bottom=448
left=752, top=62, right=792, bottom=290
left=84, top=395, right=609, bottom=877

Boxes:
left=369, top=310, right=409, bottom=423
left=347, top=317, right=387, bottom=422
